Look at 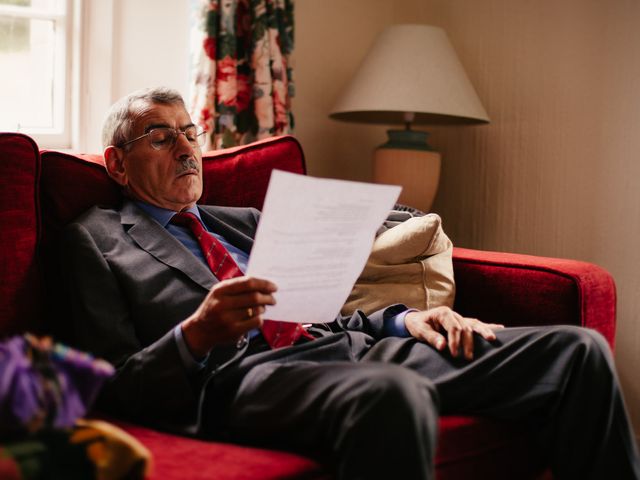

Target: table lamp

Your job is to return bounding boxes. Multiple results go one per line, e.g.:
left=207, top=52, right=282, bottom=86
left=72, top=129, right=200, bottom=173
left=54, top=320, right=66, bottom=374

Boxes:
left=329, top=24, right=490, bottom=212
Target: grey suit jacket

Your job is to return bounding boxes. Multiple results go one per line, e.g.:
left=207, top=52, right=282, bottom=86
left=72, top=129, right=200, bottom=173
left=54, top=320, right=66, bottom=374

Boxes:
left=63, top=199, right=399, bottom=433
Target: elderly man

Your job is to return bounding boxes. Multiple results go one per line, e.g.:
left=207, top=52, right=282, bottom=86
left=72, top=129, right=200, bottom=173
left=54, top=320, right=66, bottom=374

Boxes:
left=63, top=87, right=639, bottom=480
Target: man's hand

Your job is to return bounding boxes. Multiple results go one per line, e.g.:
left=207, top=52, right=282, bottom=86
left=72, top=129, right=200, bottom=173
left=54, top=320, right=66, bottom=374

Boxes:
left=181, top=276, right=277, bottom=357
left=405, top=307, right=504, bottom=360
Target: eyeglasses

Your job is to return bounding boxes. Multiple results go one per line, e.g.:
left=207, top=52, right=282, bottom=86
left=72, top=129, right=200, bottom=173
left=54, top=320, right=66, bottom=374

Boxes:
left=119, top=126, right=207, bottom=150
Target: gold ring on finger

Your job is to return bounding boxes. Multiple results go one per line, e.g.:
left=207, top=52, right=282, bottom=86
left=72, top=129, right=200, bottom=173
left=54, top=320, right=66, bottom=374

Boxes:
left=246, top=307, right=253, bottom=318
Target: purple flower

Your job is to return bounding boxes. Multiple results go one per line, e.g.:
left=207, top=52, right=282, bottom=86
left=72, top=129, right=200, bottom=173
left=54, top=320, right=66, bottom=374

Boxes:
left=0, top=334, right=114, bottom=435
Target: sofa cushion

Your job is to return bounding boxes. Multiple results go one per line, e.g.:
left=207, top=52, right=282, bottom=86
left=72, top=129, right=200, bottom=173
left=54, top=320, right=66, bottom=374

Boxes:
left=436, top=416, right=546, bottom=479
left=39, top=151, right=118, bottom=245
left=0, top=133, right=42, bottom=335
left=114, top=420, right=329, bottom=480
left=111, top=415, right=544, bottom=480
left=342, top=213, right=455, bottom=316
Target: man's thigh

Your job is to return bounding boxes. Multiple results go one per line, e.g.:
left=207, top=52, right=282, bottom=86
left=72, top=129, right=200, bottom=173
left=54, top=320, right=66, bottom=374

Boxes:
left=363, top=325, right=611, bottom=417
left=220, top=360, right=438, bottom=451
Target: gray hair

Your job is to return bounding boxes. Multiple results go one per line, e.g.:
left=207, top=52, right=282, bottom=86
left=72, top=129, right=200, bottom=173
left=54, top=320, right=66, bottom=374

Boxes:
left=101, top=86, right=186, bottom=149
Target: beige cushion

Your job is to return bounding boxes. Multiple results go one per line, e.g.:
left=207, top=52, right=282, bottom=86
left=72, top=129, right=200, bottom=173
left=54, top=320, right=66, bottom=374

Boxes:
left=342, top=213, right=455, bottom=316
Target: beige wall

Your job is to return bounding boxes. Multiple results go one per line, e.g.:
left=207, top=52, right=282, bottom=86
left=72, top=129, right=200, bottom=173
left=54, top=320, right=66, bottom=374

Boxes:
left=294, top=0, right=390, bottom=181
left=295, top=0, right=640, bottom=432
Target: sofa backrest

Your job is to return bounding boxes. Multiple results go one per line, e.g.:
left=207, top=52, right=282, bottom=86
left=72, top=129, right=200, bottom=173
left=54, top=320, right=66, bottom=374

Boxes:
left=0, top=133, right=42, bottom=335
left=0, top=133, right=305, bottom=337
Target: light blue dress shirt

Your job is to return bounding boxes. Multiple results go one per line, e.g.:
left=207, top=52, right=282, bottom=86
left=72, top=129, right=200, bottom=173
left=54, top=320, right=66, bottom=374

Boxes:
left=135, top=201, right=411, bottom=370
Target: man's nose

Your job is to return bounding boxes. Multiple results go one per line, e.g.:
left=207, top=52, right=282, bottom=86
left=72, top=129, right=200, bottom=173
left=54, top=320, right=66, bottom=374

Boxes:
left=174, top=131, right=196, bottom=155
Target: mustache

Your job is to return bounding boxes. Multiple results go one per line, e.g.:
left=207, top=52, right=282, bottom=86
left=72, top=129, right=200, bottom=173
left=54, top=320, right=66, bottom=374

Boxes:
left=175, top=157, right=200, bottom=175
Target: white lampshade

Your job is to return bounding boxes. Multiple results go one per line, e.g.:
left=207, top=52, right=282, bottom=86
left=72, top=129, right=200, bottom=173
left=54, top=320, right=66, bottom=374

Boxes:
left=330, top=24, right=489, bottom=125
left=329, top=25, right=489, bottom=213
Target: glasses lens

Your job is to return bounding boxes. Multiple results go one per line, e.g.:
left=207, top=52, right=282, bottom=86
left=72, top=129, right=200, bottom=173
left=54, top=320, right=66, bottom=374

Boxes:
left=183, top=126, right=198, bottom=142
left=148, top=128, right=176, bottom=150
left=145, top=127, right=206, bottom=150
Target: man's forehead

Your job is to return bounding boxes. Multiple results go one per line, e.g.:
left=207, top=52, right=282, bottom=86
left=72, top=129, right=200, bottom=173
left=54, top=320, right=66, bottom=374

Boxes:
left=131, top=101, right=192, bottom=130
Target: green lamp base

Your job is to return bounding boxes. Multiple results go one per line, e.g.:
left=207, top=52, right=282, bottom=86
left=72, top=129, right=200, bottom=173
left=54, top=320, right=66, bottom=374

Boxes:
left=379, top=129, right=434, bottom=151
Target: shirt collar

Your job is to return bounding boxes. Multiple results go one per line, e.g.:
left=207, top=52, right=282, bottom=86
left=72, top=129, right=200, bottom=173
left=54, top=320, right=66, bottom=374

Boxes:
left=134, top=200, right=203, bottom=228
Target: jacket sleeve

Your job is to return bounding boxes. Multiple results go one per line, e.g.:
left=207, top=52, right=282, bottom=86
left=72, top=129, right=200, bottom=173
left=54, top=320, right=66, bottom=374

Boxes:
left=62, top=222, right=202, bottom=432
left=331, top=304, right=410, bottom=339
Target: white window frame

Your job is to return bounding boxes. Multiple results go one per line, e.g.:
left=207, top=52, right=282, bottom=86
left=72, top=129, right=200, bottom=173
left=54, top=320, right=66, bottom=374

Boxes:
left=73, top=0, right=115, bottom=153
left=0, top=0, right=74, bottom=149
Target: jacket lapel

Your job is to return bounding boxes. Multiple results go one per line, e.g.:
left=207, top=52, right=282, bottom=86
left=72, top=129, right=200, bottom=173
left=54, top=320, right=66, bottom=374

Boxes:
left=198, top=206, right=256, bottom=254
left=120, top=201, right=216, bottom=292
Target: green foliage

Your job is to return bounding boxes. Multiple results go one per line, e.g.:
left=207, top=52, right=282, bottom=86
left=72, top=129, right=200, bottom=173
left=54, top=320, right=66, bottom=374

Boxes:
left=218, top=33, right=236, bottom=58
left=220, top=129, right=237, bottom=148
left=0, top=16, right=30, bottom=52
left=205, top=9, right=218, bottom=38
left=0, top=0, right=31, bottom=6
left=0, top=0, right=32, bottom=52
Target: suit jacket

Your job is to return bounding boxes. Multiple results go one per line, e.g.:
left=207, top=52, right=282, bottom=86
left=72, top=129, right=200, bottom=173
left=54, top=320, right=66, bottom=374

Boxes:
left=63, top=199, right=400, bottom=433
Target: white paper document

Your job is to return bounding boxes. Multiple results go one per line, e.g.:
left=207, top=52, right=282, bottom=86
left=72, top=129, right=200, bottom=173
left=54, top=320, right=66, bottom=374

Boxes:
left=246, top=170, right=401, bottom=323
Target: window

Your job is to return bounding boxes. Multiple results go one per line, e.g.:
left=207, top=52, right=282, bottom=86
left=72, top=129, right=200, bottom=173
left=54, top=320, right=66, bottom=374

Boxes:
left=0, top=0, right=72, bottom=148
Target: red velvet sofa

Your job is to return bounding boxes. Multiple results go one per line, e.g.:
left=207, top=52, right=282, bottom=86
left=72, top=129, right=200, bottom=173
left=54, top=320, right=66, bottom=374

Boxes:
left=0, top=131, right=616, bottom=479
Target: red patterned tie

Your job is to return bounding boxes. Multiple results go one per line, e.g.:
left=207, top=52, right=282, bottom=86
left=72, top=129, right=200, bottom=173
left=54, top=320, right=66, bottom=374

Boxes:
left=170, top=212, right=313, bottom=348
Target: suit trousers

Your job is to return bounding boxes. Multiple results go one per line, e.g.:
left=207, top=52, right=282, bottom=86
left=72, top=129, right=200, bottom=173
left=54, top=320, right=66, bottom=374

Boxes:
left=202, top=325, right=639, bottom=480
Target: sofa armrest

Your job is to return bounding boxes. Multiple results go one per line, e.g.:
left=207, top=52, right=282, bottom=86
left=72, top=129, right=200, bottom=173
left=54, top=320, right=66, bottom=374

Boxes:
left=452, top=247, right=616, bottom=348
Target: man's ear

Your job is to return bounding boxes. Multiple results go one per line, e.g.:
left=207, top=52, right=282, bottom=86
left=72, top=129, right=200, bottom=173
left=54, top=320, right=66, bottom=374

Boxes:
left=104, top=146, right=128, bottom=186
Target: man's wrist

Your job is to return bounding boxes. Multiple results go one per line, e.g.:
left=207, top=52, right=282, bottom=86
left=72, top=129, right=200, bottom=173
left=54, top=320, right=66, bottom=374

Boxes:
left=179, top=318, right=211, bottom=360
left=383, top=308, right=416, bottom=337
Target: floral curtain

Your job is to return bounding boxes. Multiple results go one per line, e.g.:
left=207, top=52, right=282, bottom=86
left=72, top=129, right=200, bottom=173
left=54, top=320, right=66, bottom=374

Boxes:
left=190, top=0, right=295, bottom=149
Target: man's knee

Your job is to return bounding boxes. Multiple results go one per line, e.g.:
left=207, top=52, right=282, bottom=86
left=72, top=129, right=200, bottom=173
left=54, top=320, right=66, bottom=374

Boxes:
left=335, top=363, right=439, bottom=453
left=545, top=325, right=615, bottom=372
left=332, top=364, right=437, bottom=479
left=549, top=325, right=611, bottom=353
left=350, top=363, right=439, bottom=416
